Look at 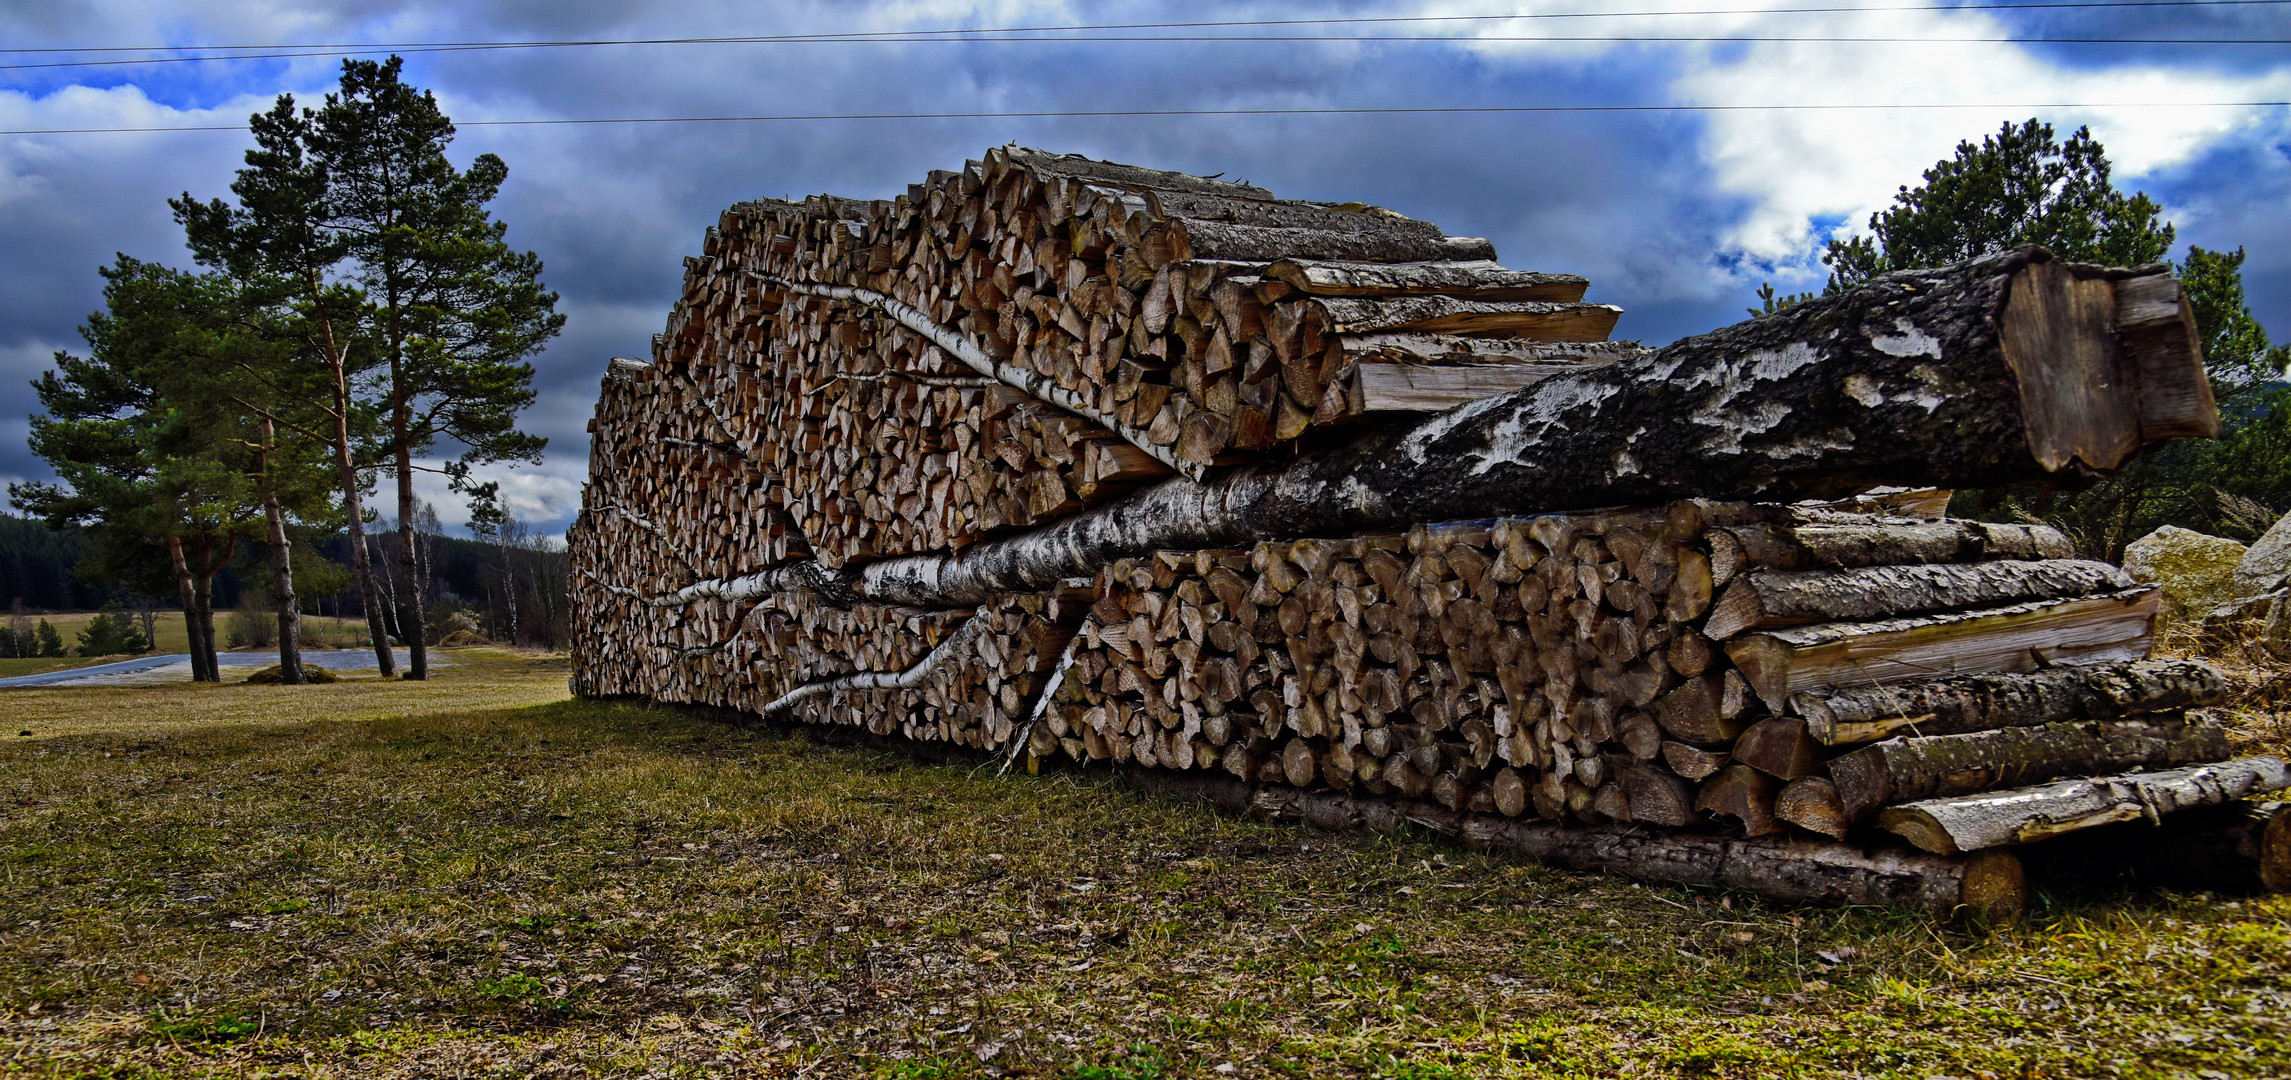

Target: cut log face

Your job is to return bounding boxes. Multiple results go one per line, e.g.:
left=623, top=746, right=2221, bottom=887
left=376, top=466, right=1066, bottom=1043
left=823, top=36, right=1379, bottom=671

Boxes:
left=568, top=144, right=2235, bottom=899
left=1776, top=777, right=1850, bottom=840
left=1877, top=756, right=2291, bottom=854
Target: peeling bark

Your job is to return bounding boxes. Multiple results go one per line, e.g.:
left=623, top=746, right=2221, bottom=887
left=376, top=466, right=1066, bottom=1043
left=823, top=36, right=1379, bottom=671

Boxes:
left=739, top=247, right=2204, bottom=611
left=758, top=611, right=991, bottom=716
left=1703, top=559, right=2131, bottom=640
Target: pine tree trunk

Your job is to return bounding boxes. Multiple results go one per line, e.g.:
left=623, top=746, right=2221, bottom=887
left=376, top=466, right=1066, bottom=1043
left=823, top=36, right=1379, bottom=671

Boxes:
left=167, top=537, right=211, bottom=683
left=260, top=416, right=304, bottom=685
left=191, top=570, right=218, bottom=684
left=332, top=374, right=395, bottom=678
left=395, top=398, right=429, bottom=679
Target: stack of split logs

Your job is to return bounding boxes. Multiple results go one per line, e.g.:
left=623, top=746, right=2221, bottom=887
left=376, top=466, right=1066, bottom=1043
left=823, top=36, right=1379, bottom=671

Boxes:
left=571, top=146, right=2290, bottom=914
left=1044, top=496, right=2279, bottom=864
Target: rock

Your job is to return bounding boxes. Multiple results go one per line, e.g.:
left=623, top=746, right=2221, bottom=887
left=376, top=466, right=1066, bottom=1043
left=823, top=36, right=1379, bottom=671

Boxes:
left=2237, top=509, right=2291, bottom=595
left=244, top=664, right=339, bottom=685
left=2122, top=525, right=2248, bottom=624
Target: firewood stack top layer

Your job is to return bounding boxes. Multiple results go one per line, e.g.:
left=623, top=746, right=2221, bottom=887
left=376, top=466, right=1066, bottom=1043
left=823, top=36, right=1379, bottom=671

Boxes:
left=570, top=148, right=2284, bottom=911
left=642, top=145, right=1640, bottom=567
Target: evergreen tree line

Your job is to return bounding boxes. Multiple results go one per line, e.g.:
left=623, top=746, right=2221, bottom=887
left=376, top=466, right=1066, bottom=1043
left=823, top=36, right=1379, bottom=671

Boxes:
left=1754, top=119, right=2288, bottom=558
left=12, top=56, right=562, bottom=682
left=0, top=506, right=573, bottom=656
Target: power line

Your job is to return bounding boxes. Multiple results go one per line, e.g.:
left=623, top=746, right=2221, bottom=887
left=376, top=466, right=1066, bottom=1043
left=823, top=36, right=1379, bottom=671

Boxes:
left=0, top=0, right=2281, bottom=72
left=5, top=0, right=2283, bottom=53
left=8, top=101, right=2285, bottom=137
left=1, top=34, right=2279, bottom=74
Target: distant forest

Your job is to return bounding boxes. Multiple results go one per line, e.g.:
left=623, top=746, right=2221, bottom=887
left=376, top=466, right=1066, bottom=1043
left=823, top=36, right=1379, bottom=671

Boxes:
left=0, top=512, right=568, bottom=648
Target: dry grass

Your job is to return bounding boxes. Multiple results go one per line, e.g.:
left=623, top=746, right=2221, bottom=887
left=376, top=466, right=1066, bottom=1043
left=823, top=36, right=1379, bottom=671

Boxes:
left=0, top=650, right=2284, bottom=1078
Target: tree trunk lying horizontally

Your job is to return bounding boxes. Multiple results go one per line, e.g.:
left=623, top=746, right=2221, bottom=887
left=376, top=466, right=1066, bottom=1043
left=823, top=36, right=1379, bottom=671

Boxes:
left=1829, top=718, right=2232, bottom=820
left=780, top=247, right=2209, bottom=610
left=1122, top=769, right=2027, bottom=918
left=1878, top=756, right=2291, bottom=854
left=1790, top=659, right=2229, bottom=745
left=2018, top=800, right=2291, bottom=895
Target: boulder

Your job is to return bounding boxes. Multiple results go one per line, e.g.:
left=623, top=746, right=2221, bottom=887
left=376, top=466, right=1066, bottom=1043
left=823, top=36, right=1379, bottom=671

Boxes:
left=2237, top=508, right=2291, bottom=595
left=2122, top=526, right=2248, bottom=624
left=244, top=664, right=339, bottom=684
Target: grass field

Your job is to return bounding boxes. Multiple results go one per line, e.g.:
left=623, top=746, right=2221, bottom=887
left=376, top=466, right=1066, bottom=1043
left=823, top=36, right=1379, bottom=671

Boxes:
left=0, top=650, right=2285, bottom=1078
left=0, top=612, right=377, bottom=679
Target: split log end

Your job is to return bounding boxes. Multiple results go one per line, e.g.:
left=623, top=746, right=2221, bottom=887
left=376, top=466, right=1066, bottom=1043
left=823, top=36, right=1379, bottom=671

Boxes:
left=1999, top=256, right=2218, bottom=475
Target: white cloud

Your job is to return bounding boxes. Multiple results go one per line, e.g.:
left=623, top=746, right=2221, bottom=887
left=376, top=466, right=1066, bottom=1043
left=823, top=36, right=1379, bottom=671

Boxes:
left=1670, top=9, right=2291, bottom=282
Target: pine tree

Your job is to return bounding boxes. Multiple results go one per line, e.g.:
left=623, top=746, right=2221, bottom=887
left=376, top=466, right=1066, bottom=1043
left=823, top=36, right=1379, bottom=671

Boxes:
left=178, top=57, right=559, bottom=681
left=34, top=620, right=65, bottom=659
left=9, top=259, right=271, bottom=681
left=312, top=57, right=560, bottom=677
left=175, top=91, right=395, bottom=680
left=1822, top=119, right=2175, bottom=291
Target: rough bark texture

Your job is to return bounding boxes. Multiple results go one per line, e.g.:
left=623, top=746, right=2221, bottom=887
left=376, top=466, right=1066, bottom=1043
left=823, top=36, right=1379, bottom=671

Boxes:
left=167, top=537, right=212, bottom=684
left=1830, top=717, right=2232, bottom=820
left=1266, top=259, right=1588, bottom=301
left=1708, top=520, right=2074, bottom=582
left=260, top=416, right=303, bottom=685
left=1725, top=588, right=2160, bottom=713
left=1790, top=659, right=2228, bottom=745
left=1123, top=769, right=2025, bottom=917
left=1703, top=559, right=2131, bottom=640
left=1877, top=756, right=2291, bottom=854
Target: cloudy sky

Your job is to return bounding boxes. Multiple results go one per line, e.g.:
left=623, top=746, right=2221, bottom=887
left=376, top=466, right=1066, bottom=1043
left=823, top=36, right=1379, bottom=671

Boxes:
left=2, top=0, right=2286, bottom=543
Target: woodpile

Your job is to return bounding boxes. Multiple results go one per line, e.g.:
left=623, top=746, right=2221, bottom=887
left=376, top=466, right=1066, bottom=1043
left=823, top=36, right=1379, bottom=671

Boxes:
left=1038, top=500, right=2266, bottom=856
left=637, top=147, right=1640, bottom=567
left=570, top=147, right=2288, bottom=913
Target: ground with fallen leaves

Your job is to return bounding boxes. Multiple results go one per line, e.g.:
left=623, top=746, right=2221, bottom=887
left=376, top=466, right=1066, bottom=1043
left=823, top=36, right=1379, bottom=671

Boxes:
left=0, top=646, right=2284, bottom=1078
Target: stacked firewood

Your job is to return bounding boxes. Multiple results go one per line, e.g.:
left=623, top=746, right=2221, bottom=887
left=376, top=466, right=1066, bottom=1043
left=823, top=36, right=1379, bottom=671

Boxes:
left=1040, top=497, right=2269, bottom=854
left=647, top=149, right=1640, bottom=566
left=570, top=146, right=2288, bottom=910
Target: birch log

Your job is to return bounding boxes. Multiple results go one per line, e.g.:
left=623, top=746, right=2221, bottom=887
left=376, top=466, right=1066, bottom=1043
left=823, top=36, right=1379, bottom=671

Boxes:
left=825, top=248, right=2209, bottom=609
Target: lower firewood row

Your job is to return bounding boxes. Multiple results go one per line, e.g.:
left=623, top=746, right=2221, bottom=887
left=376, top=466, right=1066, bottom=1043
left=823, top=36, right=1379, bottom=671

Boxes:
left=568, top=496, right=2288, bottom=906
left=1020, top=502, right=2282, bottom=852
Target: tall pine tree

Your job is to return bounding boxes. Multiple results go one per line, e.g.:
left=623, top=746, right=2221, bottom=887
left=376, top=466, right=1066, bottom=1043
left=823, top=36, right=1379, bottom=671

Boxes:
left=177, top=56, right=560, bottom=678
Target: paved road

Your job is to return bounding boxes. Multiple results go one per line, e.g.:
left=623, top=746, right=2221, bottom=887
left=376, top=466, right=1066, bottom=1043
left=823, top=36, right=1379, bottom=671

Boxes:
left=0, top=649, right=443, bottom=688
